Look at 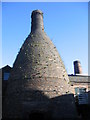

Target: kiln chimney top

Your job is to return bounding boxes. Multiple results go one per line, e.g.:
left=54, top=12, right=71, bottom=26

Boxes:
left=31, top=9, right=44, bottom=32
left=32, top=9, right=43, bottom=14
left=73, top=60, right=82, bottom=74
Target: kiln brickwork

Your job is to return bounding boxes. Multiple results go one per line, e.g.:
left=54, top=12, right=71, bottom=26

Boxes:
left=3, top=10, right=78, bottom=119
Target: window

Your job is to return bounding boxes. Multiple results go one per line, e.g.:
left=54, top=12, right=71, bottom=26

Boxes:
left=4, top=72, right=10, bottom=80
left=75, top=87, right=86, bottom=95
left=74, top=87, right=88, bottom=104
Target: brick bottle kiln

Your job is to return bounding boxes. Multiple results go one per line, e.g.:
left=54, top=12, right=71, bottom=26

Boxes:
left=3, top=10, right=77, bottom=120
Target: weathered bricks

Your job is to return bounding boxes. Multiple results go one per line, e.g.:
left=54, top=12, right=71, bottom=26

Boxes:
left=3, top=10, right=78, bottom=119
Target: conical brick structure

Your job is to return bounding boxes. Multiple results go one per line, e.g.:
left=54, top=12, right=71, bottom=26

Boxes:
left=3, top=10, right=77, bottom=119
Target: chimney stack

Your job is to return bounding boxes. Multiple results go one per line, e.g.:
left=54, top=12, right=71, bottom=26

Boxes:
left=73, top=60, right=82, bottom=75
left=31, top=10, right=44, bottom=32
left=3, top=10, right=78, bottom=119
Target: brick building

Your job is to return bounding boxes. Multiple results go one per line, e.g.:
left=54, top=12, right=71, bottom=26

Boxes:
left=1, top=10, right=90, bottom=120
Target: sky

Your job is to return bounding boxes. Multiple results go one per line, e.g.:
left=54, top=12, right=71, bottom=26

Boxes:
left=1, top=2, right=88, bottom=74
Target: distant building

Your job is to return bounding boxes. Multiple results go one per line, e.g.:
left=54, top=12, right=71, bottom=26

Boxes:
left=1, top=65, right=12, bottom=81
left=69, top=74, right=89, bottom=94
left=68, top=61, right=90, bottom=119
left=0, top=65, right=12, bottom=101
left=68, top=60, right=89, bottom=100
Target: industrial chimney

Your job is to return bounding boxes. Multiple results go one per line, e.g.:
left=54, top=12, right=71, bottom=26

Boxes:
left=31, top=10, right=44, bottom=32
left=3, top=10, right=78, bottom=119
left=73, top=60, right=82, bottom=75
